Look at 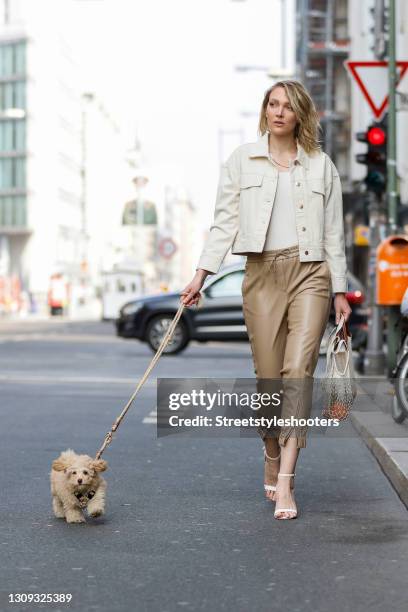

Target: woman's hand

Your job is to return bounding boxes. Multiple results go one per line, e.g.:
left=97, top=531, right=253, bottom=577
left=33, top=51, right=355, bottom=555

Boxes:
left=334, top=293, right=352, bottom=325
left=180, top=270, right=209, bottom=307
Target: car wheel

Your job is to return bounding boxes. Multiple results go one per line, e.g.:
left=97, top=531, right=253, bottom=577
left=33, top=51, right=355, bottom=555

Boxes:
left=145, top=315, right=189, bottom=355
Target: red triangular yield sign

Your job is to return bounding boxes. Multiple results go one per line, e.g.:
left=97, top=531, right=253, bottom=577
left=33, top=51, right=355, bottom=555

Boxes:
left=344, top=60, right=408, bottom=119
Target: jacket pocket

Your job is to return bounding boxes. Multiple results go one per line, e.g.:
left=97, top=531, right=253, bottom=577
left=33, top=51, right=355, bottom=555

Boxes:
left=309, top=178, right=325, bottom=197
left=240, top=173, right=264, bottom=189
left=239, top=174, right=264, bottom=229
left=309, top=178, right=326, bottom=212
left=308, top=178, right=325, bottom=242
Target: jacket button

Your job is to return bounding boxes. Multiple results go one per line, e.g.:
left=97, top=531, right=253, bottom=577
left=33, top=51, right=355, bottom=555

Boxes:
left=305, top=250, right=309, bottom=255
left=302, top=227, right=306, bottom=231
left=295, top=181, right=301, bottom=186
left=299, top=204, right=304, bottom=209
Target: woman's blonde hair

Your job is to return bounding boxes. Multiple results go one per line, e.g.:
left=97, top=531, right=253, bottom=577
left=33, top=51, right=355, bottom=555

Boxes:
left=258, top=80, right=322, bottom=154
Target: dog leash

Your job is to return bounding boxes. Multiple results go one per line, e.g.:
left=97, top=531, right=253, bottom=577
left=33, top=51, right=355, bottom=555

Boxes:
left=95, top=295, right=202, bottom=460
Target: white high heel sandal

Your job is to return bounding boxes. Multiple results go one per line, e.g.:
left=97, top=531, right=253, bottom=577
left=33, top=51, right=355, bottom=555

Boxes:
left=264, top=450, right=281, bottom=501
left=274, top=473, right=297, bottom=519
left=264, top=451, right=295, bottom=501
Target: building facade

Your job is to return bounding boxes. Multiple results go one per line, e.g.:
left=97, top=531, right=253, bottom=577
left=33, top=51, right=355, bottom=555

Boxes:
left=0, top=0, right=137, bottom=314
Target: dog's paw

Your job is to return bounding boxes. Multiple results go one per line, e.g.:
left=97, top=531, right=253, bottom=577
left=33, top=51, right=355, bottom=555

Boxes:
left=52, top=498, right=65, bottom=518
left=88, top=508, right=104, bottom=518
left=66, top=513, right=86, bottom=524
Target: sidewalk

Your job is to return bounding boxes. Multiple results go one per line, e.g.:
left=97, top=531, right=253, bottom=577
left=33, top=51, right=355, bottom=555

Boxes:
left=0, top=297, right=102, bottom=323
left=351, top=373, right=408, bottom=508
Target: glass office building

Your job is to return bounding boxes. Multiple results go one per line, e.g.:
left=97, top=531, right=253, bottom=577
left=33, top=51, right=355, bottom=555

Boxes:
left=0, top=39, right=27, bottom=228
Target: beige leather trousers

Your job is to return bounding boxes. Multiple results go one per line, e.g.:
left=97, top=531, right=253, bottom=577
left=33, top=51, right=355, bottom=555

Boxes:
left=242, top=244, right=332, bottom=448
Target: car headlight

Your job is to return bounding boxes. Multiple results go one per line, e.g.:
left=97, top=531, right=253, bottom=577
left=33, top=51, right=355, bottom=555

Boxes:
left=122, top=302, right=143, bottom=316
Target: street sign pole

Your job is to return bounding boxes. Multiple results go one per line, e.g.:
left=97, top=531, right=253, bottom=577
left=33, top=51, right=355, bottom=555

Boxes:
left=387, top=0, right=398, bottom=234
left=364, top=193, right=386, bottom=376
left=386, top=0, right=401, bottom=376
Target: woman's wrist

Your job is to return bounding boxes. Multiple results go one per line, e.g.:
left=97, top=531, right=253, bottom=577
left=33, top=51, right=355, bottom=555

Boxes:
left=195, top=268, right=211, bottom=280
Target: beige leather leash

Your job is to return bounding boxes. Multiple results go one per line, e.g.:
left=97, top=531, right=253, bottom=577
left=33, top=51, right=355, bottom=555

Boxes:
left=95, top=295, right=202, bottom=460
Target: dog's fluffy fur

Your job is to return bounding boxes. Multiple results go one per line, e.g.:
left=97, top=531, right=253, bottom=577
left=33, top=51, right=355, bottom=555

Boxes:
left=50, top=449, right=108, bottom=523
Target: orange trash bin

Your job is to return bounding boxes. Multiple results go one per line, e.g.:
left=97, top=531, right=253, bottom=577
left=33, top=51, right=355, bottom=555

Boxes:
left=376, top=235, right=408, bottom=305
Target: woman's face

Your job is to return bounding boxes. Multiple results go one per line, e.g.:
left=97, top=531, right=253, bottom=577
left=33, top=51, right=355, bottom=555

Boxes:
left=265, top=87, right=298, bottom=137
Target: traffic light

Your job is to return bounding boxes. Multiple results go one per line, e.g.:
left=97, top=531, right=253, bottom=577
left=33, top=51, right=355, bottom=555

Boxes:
left=355, top=118, right=387, bottom=196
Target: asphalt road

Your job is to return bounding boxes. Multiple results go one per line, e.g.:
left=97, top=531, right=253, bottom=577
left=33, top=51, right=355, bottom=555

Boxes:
left=0, top=319, right=407, bottom=612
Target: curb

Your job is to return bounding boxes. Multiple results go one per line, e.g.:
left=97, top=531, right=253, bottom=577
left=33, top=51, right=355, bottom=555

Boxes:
left=351, top=403, right=408, bottom=508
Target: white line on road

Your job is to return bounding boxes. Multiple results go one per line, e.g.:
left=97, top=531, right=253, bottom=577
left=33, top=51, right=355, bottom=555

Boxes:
left=0, top=374, right=158, bottom=386
left=143, top=409, right=157, bottom=424
left=0, top=334, right=121, bottom=344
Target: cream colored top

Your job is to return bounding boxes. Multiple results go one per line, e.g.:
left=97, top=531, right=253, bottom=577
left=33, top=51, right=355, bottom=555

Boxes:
left=263, top=170, right=298, bottom=250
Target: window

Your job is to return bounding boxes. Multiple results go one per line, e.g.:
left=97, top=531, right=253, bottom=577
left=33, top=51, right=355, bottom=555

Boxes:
left=14, top=80, right=25, bottom=108
left=14, top=41, right=26, bottom=75
left=0, top=45, right=13, bottom=78
left=208, top=270, right=245, bottom=298
left=0, top=195, right=26, bottom=226
left=14, top=156, right=25, bottom=186
left=0, top=41, right=26, bottom=78
left=0, top=157, right=26, bottom=188
left=0, top=120, right=25, bottom=151
left=116, top=279, right=126, bottom=293
left=0, top=81, right=26, bottom=111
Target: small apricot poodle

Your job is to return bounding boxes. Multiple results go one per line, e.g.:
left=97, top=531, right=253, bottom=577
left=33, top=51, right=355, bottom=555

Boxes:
left=50, top=449, right=108, bottom=523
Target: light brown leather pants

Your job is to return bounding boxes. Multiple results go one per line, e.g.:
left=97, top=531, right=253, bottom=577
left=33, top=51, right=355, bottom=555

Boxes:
left=242, top=244, right=332, bottom=448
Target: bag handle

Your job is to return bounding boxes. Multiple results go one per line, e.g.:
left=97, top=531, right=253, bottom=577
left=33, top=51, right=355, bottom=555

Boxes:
left=328, top=314, right=351, bottom=341
left=326, top=315, right=345, bottom=348
left=325, top=314, right=351, bottom=377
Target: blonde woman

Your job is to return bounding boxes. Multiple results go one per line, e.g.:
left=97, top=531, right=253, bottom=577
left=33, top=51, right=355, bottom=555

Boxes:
left=181, top=80, right=352, bottom=519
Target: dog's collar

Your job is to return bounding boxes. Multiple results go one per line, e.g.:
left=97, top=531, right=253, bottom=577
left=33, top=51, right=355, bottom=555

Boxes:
left=74, top=490, right=95, bottom=503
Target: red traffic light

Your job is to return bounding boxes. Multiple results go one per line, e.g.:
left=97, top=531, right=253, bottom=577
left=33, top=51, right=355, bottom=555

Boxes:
left=367, top=126, right=386, bottom=146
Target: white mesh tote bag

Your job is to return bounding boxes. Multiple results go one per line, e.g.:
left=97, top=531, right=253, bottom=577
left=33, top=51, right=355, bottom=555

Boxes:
left=322, top=314, right=357, bottom=421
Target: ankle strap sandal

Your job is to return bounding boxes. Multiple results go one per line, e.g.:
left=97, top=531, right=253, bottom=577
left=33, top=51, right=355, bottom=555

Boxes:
left=274, top=473, right=298, bottom=520
left=263, top=450, right=280, bottom=496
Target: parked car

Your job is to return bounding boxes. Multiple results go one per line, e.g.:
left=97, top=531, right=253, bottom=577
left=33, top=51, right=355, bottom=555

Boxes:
left=116, top=263, right=367, bottom=355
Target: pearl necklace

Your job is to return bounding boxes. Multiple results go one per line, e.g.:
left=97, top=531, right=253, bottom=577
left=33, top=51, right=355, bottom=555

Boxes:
left=268, top=152, right=297, bottom=168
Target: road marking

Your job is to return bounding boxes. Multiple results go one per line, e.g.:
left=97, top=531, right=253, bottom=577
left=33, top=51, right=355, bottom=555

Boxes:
left=0, top=334, right=121, bottom=344
left=143, top=410, right=157, bottom=424
left=0, top=374, right=157, bottom=386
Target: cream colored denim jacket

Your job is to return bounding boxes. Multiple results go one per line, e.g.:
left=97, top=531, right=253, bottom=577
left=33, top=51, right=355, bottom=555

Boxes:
left=196, top=132, right=348, bottom=293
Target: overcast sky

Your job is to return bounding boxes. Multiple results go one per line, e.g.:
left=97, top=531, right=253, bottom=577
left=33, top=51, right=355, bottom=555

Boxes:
left=64, top=0, right=296, bottom=247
